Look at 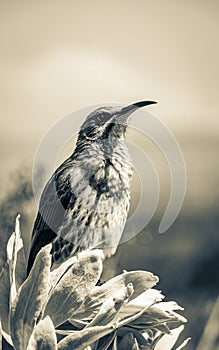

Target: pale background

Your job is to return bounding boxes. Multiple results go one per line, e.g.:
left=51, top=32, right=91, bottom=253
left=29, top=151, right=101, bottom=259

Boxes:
left=0, top=1, right=218, bottom=349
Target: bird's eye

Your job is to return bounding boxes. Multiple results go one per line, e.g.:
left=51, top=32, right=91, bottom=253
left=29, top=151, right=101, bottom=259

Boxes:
left=83, top=125, right=103, bottom=140
left=84, top=126, right=96, bottom=139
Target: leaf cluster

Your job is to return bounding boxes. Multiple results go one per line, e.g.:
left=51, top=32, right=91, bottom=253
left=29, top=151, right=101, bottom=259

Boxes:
left=0, top=216, right=190, bottom=350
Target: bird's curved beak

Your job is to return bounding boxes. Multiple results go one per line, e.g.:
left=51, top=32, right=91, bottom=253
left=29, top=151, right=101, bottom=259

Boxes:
left=123, top=100, right=157, bottom=113
left=117, top=100, right=157, bottom=123
left=131, top=100, right=157, bottom=108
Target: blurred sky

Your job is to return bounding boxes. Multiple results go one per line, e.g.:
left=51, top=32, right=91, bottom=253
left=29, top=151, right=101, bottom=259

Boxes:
left=0, top=0, right=218, bottom=207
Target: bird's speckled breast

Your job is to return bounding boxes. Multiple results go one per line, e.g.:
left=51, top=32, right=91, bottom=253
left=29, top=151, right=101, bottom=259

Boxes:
left=56, top=140, right=133, bottom=256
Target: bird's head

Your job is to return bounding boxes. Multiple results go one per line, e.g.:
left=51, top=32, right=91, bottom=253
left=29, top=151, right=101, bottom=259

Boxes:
left=77, top=101, right=157, bottom=146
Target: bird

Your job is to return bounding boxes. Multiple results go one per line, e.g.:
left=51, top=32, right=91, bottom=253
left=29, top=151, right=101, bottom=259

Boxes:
left=27, top=101, right=157, bottom=274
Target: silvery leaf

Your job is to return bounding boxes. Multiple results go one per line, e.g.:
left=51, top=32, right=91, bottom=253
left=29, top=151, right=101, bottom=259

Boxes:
left=0, top=263, right=10, bottom=334
left=1, top=329, right=13, bottom=349
left=0, top=215, right=26, bottom=335
left=117, top=327, right=149, bottom=348
left=153, top=325, right=186, bottom=350
left=7, top=215, right=25, bottom=307
left=128, top=305, right=178, bottom=329
left=175, top=337, right=191, bottom=350
left=74, top=271, right=158, bottom=319
left=10, top=244, right=52, bottom=350
left=57, top=323, right=116, bottom=350
left=118, top=332, right=139, bottom=350
left=118, top=289, right=164, bottom=320
left=50, top=256, right=77, bottom=289
left=96, top=332, right=116, bottom=350
left=44, top=250, right=103, bottom=327
left=86, top=283, right=133, bottom=328
left=27, top=316, right=57, bottom=350
left=0, top=319, right=2, bottom=350
left=13, top=215, right=26, bottom=291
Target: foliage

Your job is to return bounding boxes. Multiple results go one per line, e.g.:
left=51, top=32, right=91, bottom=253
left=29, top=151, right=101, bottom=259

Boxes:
left=0, top=216, right=190, bottom=350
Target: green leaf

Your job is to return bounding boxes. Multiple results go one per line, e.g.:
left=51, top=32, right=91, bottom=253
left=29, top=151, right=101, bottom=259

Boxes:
left=44, top=250, right=103, bottom=327
left=10, top=244, right=52, bottom=350
left=27, top=316, right=57, bottom=350
left=57, top=323, right=116, bottom=350
left=74, top=271, right=158, bottom=319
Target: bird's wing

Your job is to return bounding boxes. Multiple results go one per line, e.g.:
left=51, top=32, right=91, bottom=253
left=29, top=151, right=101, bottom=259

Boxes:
left=32, top=173, right=72, bottom=234
left=52, top=158, right=106, bottom=251
left=27, top=159, right=75, bottom=272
